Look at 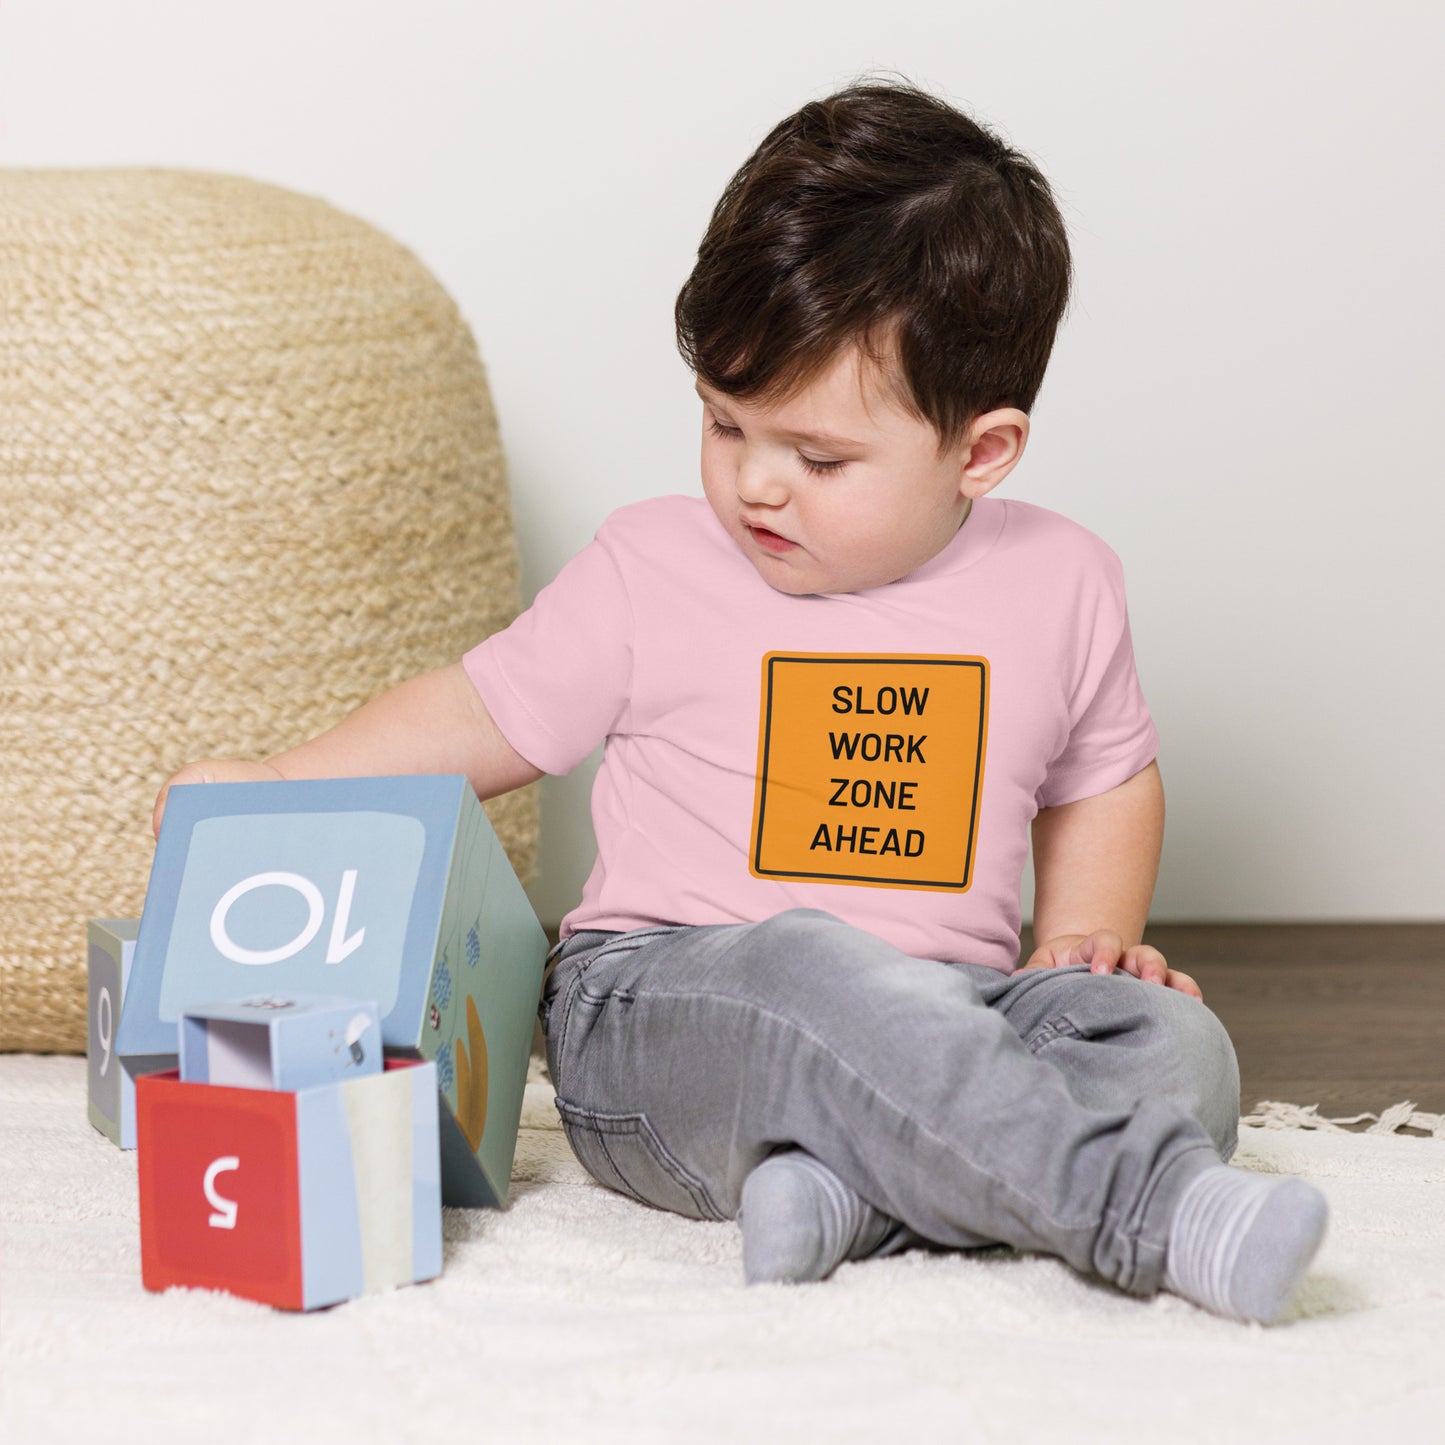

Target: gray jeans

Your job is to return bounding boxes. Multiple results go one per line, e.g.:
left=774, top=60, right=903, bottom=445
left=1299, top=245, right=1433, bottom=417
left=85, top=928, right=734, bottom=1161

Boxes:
left=539, top=908, right=1239, bottom=1296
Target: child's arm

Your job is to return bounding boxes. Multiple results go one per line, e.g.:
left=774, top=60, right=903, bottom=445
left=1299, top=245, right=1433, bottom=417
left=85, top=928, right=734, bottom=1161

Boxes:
left=152, top=662, right=544, bottom=838
left=1022, top=760, right=1202, bottom=999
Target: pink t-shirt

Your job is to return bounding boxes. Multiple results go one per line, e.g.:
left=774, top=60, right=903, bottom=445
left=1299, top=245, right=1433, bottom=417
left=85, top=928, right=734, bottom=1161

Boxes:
left=463, top=493, right=1158, bottom=974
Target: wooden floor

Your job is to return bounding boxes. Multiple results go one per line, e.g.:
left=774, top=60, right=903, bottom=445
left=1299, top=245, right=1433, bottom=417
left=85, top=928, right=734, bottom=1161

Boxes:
left=1023, top=922, right=1445, bottom=1126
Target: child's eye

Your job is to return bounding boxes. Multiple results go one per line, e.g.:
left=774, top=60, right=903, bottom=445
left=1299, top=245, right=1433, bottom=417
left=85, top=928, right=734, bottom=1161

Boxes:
left=707, top=418, right=847, bottom=475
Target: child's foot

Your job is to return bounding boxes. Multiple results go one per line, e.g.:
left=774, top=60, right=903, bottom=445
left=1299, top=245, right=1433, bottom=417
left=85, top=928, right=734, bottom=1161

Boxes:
left=1162, top=1164, right=1329, bottom=1324
left=738, top=1149, right=900, bottom=1284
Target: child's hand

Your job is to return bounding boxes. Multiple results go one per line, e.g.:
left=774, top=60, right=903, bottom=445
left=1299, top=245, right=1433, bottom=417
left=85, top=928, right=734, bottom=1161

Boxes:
left=152, top=759, right=285, bottom=840
left=1022, top=930, right=1203, bottom=1000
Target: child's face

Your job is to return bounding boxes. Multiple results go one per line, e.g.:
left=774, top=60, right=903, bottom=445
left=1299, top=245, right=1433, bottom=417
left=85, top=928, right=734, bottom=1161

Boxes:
left=697, top=344, right=1026, bottom=595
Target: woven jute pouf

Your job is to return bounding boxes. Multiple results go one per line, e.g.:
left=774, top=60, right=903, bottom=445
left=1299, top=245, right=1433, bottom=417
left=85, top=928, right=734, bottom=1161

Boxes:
left=1, top=169, right=539, bottom=1053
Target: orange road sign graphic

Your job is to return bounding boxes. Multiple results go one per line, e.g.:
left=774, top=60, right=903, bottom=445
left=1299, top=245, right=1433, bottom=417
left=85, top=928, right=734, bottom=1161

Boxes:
left=750, top=653, right=988, bottom=891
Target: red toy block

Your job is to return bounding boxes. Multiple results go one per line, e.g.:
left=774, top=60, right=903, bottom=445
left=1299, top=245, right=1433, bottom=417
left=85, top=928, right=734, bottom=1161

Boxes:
left=138, top=1071, right=304, bottom=1307
left=136, top=1058, right=441, bottom=1311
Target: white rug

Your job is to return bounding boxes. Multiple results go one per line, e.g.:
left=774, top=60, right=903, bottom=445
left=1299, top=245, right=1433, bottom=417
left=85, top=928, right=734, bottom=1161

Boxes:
left=2, top=1055, right=1442, bottom=1445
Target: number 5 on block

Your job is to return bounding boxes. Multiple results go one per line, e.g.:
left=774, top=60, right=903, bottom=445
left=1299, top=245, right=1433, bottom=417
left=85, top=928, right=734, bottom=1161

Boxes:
left=137, top=1059, right=442, bottom=1311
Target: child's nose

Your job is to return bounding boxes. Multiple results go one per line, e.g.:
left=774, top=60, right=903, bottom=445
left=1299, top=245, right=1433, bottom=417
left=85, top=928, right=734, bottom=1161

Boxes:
left=734, top=458, right=790, bottom=507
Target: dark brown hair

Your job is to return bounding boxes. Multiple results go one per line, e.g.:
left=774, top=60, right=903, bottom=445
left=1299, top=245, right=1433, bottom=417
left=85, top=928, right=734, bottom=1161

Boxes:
left=675, top=75, right=1073, bottom=456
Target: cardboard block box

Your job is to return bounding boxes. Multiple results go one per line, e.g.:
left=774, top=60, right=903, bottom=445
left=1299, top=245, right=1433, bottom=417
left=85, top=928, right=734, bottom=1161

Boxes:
left=88, top=919, right=171, bottom=1148
left=137, top=1057, right=442, bottom=1310
left=179, top=995, right=381, bottom=1091
left=117, top=774, right=548, bottom=1205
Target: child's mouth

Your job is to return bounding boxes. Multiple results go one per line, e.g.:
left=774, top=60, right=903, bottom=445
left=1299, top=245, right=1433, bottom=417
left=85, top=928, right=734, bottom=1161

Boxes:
left=747, top=523, right=798, bottom=555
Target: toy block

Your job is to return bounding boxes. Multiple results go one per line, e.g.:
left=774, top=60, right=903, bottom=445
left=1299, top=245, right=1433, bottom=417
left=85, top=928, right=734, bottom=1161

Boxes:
left=137, top=1057, right=442, bottom=1310
left=179, top=995, right=381, bottom=1092
left=117, top=774, right=547, bottom=1206
left=88, top=919, right=170, bottom=1148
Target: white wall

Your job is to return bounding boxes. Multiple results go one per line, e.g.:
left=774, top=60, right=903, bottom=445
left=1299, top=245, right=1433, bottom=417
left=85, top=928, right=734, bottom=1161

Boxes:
left=6, top=0, right=1441, bottom=929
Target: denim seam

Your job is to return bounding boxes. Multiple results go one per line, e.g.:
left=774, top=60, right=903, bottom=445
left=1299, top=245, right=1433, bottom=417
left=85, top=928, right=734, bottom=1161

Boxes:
left=551, top=929, right=688, bottom=1070
left=555, top=1100, right=724, bottom=1220
left=1111, top=1141, right=1219, bottom=1291
left=554, top=1102, right=646, bottom=1205
left=610, top=1111, right=721, bottom=1219
left=1026, top=1015, right=1083, bottom=1055
left=590, top=1123, right=652, bottom=1210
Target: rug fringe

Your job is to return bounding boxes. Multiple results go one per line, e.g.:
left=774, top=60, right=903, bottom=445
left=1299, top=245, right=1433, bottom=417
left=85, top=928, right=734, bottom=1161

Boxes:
left=1242, top=1099, right=1445, bottom=1139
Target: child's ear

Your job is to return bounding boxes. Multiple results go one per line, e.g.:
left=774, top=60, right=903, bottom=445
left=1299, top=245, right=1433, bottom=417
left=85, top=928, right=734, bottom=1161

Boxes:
left=956, top=408, right=1030, bottom=500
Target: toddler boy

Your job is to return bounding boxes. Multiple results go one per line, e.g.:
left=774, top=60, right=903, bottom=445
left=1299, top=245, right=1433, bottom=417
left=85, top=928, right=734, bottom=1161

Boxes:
left=156, top=78, right=1328, bottom=1323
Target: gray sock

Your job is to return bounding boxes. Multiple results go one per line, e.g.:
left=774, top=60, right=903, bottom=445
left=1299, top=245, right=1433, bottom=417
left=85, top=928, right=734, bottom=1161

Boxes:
left=738, top=1149, right=899, bottom=1285
left=1162, top=1164, right=1329, bottom=1324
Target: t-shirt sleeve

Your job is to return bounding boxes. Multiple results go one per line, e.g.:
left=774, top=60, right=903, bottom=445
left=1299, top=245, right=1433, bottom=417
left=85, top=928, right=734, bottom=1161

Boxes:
left=460, top=530, right=634, bottom=776
left=1035, top=546, right=1160, bottom=809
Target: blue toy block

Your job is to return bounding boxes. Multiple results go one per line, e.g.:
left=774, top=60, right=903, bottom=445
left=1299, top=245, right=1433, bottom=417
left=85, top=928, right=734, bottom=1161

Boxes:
left=179, top=995, right=381, bottom=1091
left=116, top=775, right=547, bottom=1206
left=88, top=919, right=171, bottom=1148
